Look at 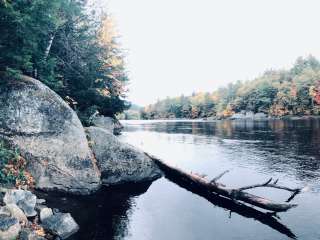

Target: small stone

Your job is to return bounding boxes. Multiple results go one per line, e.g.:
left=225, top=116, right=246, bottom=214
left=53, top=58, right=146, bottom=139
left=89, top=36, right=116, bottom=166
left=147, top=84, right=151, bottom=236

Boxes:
left=0, top=204, right=28, bottom=223
left=0, top=214, right=20, bottom=240
left=36, top=199, right=46, bottom=205
left=0, top=188, right=8, bottom=194
left=42, top=213, right=79, bottom=239
left=3, top=190, right=37, bottom=217
left=39, top=208, right=53, bottom=222
left=52, top=209, right=60, bottom=214
left=35, top=204, right=46, bottom=213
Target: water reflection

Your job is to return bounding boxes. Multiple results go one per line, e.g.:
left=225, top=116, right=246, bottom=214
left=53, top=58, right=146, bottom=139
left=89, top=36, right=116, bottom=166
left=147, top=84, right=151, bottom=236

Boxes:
left=164, top=170, right=297, bottom=239
left=36, top=182, right=153, bottom=240
left=122, top=119, right=320, bottom=189
left=118, top=119, right=320, bottom=240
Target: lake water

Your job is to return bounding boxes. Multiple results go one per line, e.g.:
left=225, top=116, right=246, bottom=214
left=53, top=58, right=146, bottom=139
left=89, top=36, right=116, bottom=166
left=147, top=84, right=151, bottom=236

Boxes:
left=44, top=119, right=320, bottom=240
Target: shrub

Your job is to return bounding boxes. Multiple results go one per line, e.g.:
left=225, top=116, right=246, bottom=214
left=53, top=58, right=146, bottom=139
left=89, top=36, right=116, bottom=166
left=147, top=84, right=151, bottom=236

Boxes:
left=0, top=141, right=34, bottom=188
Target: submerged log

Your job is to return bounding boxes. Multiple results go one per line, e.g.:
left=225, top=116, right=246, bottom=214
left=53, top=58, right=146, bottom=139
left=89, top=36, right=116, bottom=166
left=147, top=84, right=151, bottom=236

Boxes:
left=146, top=153, right=302, bottom=212
left=152, top=163, right=297, bottom=239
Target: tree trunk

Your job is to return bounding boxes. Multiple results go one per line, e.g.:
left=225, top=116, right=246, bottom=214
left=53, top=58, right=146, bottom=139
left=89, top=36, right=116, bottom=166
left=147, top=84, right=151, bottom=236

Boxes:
left=146, top=153, right=301, bottom=213
left=44, top=33, right=55, bottom=61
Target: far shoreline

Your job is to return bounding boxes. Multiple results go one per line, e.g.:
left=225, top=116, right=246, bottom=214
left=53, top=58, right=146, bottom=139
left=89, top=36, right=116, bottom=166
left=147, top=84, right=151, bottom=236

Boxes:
left=121, top=115, right=320, bottom=122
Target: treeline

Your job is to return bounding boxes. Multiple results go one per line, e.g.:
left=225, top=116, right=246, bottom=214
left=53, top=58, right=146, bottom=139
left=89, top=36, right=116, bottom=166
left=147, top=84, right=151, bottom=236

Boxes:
left=141, top=56, right=320, bottom=119
left=0, top=0, right=129, bottom=124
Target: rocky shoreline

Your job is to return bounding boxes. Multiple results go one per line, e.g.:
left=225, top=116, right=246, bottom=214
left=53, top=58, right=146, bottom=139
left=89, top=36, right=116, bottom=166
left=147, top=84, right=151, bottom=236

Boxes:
left=143, top=112, right=320, bottom=121
left=0, top=75, right=163, bottom=239
left=0, top=188, right=78, bottom=240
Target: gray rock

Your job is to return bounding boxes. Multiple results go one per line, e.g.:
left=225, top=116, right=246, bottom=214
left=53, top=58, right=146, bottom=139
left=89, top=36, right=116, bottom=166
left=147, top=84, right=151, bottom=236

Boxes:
left=86, top=127, right=162, bottom=185
left=245, top=111, right=255, bottom=119
left=35, top=204, right=48, bottom=215
left=254, top=112, right=268, bottom=119
left=230, top=111, right=268, bottom=120
left=229, top=113, right=246, bottom=120
left=0, top=215, right=20, bottom=240
left=40, top=208, right=53, bottom=222
left=36, top=199, right=46, bottom=205
left=92, top=116, right=123, bottom=135
left=19, top=229, right=46, bottom=240
left=0, top=75, right=101, bottom=194
left=0, top=204, right=28, bottom=223
left=52, top=209, right=60, bottom=214
left=42, top=213, right=79, bottom=239
left=113, top=118, right=124, bottom=135
left=91, top=116, right=114, bottom=133
left=3, top=189, right=37, bottom=217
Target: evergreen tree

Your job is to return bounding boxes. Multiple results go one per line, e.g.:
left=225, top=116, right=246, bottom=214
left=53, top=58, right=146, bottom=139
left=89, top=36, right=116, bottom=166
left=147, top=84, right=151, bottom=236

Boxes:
left=0, top=0, right=129, bottom=123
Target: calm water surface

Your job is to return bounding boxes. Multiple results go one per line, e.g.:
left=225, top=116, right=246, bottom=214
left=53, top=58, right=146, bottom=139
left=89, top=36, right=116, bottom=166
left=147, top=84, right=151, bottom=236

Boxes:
left=44, top=119, right=320, bottom=240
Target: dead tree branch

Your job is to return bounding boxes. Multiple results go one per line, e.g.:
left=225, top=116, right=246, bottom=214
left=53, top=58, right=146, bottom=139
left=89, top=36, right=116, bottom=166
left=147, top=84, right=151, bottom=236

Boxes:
left=146, top=152, right=303, bottom=212
left=238, top=178, right=302, bottom=203
left=210, top=170, right=230, bottom=183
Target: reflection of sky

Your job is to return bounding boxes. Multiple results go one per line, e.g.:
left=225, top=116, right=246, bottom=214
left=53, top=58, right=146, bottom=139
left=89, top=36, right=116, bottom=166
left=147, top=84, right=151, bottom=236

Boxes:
left=119, top=120, right=320, bottom=240
left=121, top=119, right=320, bottom=190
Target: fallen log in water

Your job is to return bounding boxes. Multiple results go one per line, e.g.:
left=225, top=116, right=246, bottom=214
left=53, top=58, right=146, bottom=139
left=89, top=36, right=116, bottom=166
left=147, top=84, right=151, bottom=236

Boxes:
left=146, top=153, right=302, bottom=212
left=151, top=162, right=297, bottom=239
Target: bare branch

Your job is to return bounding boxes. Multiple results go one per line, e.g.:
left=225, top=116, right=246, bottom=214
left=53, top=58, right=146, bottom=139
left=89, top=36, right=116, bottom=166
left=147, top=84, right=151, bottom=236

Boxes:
left=210, top=170, right=230, bottom=183
left=238, top=178, right=302, bottom=199
left=286, top=190, right=301, bottom=203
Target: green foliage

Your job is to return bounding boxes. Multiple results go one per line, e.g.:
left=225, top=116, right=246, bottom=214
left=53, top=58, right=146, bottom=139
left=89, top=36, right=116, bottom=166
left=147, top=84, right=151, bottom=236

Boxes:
left=0, top=0, right=129, bottom=120
left=142, top=56, right=320, bottom=119
left=0, top=141, right=26, bottom=185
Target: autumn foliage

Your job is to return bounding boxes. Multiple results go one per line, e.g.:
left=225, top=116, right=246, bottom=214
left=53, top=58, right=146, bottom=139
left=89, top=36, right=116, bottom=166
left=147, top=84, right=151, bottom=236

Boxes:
left=141, top=56, right=320, bottom=119
left=0, top=142, right=34, bottom=188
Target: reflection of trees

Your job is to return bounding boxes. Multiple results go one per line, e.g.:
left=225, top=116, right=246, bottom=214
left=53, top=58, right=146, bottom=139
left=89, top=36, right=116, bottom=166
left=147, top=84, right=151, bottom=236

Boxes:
left=36, top=182, right=152, bottom=240
left=124, top=119, right=320, bottom=184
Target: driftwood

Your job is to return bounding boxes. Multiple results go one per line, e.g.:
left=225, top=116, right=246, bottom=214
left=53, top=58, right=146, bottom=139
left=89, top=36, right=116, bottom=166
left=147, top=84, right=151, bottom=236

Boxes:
left=147, top=161, right=297, bottom=239
left=146, top=153, right=302, bottom=213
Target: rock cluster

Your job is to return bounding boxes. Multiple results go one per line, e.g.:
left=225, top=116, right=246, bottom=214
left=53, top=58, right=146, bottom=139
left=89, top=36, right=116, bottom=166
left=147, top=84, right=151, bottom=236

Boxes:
left=0, top=76, right=161, bottom=195
left=229, top=111, right=268, bottom=120
left=0, top=188, right=78, bottom=240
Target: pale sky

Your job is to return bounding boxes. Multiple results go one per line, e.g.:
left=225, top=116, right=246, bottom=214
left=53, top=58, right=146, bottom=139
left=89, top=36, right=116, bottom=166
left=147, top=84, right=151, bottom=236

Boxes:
left=103, top=0, right=320, bottom=106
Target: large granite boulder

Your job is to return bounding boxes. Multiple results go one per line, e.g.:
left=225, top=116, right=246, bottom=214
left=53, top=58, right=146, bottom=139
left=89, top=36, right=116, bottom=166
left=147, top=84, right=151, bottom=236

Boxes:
left=86, top=127, right=162, bottom=185
left=0, top=75, right=100, bottom=194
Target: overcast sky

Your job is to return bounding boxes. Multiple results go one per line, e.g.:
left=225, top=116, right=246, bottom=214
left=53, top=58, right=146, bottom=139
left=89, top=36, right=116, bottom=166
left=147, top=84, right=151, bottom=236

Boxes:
left=103, top=0, right=320, bottom=106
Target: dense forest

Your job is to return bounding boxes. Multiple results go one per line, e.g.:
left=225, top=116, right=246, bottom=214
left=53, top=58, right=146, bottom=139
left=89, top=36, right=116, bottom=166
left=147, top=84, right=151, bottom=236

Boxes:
left=140, top=56, right=320, bottom=119
left=0, top=0, right=129, bottom=124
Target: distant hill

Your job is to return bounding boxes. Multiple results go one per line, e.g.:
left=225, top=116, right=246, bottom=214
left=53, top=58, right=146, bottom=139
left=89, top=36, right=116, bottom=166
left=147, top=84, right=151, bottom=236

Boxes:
left=141, top=55, right=320, bottom=119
